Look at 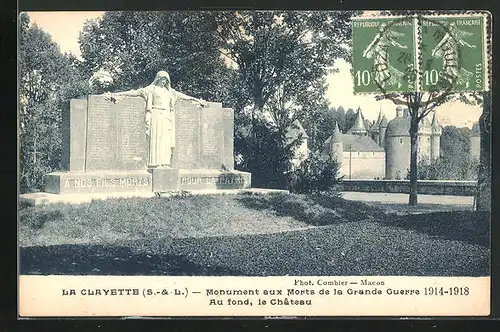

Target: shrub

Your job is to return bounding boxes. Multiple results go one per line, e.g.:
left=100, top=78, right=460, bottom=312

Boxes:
left=288, top=155, right=342, bottom=194
left=234, top=118, right=299, bottom=190
left=416, top=155, right=479, bottom=181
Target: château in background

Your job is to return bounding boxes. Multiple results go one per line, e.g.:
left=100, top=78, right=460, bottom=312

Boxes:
left=289, top=106, right=444, bottom=180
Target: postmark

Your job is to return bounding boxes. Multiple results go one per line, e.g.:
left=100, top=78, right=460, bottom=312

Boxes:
left=352, top=17, right=418, bottom=94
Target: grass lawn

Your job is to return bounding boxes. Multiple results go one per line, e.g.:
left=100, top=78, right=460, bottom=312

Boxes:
left=19, top=192, right=490, bottom=276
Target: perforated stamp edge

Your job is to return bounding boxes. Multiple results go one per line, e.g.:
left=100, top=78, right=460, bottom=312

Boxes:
left=350, top=11, right=492, bottom=95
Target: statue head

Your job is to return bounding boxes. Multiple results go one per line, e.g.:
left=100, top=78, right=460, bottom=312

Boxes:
left=152, top=71, right=171, bottom=89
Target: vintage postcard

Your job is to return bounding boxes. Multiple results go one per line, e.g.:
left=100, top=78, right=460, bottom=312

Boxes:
left=18, top=10, right=491, bottom=317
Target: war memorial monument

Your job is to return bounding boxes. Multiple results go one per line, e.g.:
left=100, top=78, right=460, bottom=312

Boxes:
left=20, top=71, right=252, bottom=205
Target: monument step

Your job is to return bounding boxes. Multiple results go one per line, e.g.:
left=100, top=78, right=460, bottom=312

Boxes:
left=19, top=188, right=288, bottom=206
left=44, top=169, right=252, bottom=194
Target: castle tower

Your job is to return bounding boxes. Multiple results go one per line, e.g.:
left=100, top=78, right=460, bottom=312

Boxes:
left=379, top=115, right=388, bottom=148
left=430, top=111, right=442, bottom=161
left=370, top=122, right=379, bottom=145
left=385, top=106, right=411, bottom=179
left=348, top=108, right=368, bottom=135
left=370, top=109, right=383, bottom=145
left=470, top=122, right=480, bottom=160
left=329, top=122, right=343, bottom=165
left=375, top=107, right=383, bottom=126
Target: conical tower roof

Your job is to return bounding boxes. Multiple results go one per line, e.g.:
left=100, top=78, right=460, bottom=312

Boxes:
left=431, top=111, right=439, bottom=128
left=347, top=108, right=368, bottom=135
left=330, top=122, right=342, bottom=143
left=431, top=111, right=442, bottom=135
left=379, top=114, right=388, bottom=128
left=375, top=108, right=383, bottom=127
left=286, top=119, right=309, bottom=140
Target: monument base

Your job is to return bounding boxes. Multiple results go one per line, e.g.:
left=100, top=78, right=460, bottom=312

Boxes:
left=19, top=168, right=255, bottom=206
left=150, top=168, right=252, bottom=191
left=19, top=188, right=287, bottom=206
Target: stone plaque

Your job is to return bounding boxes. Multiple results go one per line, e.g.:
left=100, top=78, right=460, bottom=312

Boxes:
left=85, top=95, right=147, bottom=171
left=174, top=101, right=234, bottom=170
left=222, top=107, right=234, bottom=170
left=172, top=101, right=235, bottom=170
left=61, top=99, right=88, bottom=171
left=85, top=95, right=118, bottom=170
left=175, top=100, right=201, bottom=169
left=200, top=104, right=225, bottom=169
left=116, top=98, right=148, bottom=170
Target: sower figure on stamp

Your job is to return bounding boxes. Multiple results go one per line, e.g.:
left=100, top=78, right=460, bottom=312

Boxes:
left=431, top=22, right=477, bottom=88
left=362, top=23, right=408, bottom=89
left=105, top=71, right=208, bottom=168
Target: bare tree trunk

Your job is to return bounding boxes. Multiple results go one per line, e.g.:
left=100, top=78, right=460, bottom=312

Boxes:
left=476, top=91, right=491, bottom=212
left=409, top=118, right=419, bottom=206
left=250, top=106, right=256, bottom=176
left=250, top=103, right=262, bottom=178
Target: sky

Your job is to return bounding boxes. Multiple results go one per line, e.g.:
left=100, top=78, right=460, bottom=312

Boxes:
left=26, top=11, right=481, bottom=128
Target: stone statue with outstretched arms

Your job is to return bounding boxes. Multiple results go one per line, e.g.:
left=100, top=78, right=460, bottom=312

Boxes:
left=105, top=71, right=208, bottom=168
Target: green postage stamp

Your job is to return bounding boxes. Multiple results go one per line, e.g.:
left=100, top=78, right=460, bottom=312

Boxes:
left=421, top=16, right=486, bottom=92
left=352, top=17, right=418, bottom=94
left=352, top=14, right=488, bottom=94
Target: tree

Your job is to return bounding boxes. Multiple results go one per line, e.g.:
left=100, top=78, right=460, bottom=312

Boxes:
left=440, top=125, right=471, bottom=161
left=417, top=125, right=479, bottom=181
left=335, top=106, right=346, bottom=132
left=79, top=11, right=234, bottom=102
left=476, top=91, right=491, bottom=211
left=247, top=118, right=300, bottom=189
left=300, top=105, right=336, bottom=153
left=19, top=13, right=87, bottom=193
left=215, top=11, right=354, bottom=187
left=344, top=108, right=356, bottom=132
left=377, top=91, right=456, bottom=205
left=217, top=11, right=352, bottom=128
left=417, top=155, right=478, bottom=181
